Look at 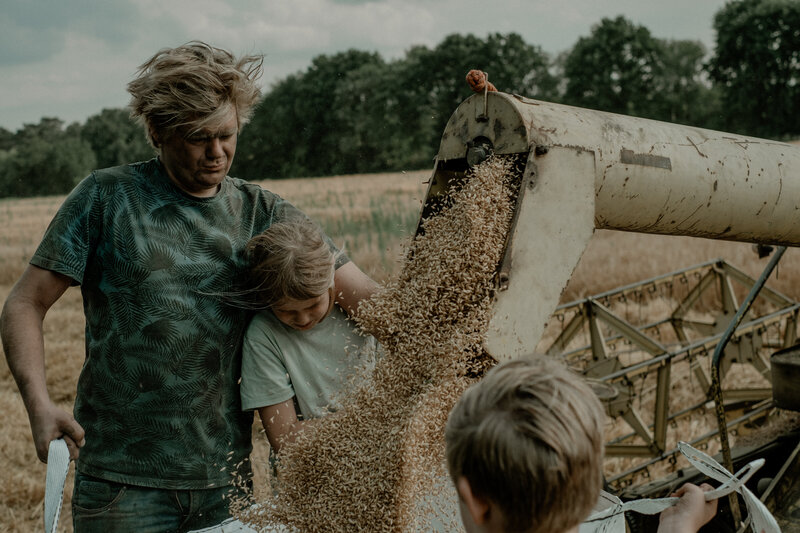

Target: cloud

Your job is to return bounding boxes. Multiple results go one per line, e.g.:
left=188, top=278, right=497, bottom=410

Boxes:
left=329, top=0, right=387, bottom=4
left=236, top=0, right=437, bottom=61
left=0, top=0, right=731, bottom=131
left=0, top=0, right=142, bottom=66
left=132, top=0, right=440, bottom=70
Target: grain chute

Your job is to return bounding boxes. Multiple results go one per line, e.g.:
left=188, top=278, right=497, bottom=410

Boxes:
left=421, top=92, right=800, bottom=361
left=419, top=91, right=800, bottom=531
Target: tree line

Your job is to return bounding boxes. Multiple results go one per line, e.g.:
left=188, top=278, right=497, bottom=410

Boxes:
left=1, top=0, right=798, bottom=199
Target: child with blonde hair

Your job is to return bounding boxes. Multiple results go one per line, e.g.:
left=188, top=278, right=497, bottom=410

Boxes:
left=240, top=218, right=378, bottom=454
left=445, top=355, right=717, bottom=533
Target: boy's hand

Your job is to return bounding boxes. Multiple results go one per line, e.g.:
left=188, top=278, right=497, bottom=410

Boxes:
left=658, top=483, right=717, bottom=533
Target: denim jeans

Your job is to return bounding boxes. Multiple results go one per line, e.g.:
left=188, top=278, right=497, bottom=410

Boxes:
left=72, top=471, right=252, bottom=533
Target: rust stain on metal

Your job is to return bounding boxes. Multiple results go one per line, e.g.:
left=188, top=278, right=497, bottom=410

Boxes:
left=675, top=204, right=704, bottom=228
left=685, top=137, right=708, bottom=158
left=724, top=137, right=764, bottom=149
left=620, top=149, right=672, bottom=170
left=492, top=118, right=505, bottom=140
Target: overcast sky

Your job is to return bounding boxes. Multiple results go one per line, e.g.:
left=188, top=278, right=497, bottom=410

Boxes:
left=1, top=0, right=731, bottom=132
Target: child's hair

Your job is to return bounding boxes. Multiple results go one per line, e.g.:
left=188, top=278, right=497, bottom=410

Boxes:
left=445, top=355, right=605, bottom=533
left=245, top=218, right=337, bottom=309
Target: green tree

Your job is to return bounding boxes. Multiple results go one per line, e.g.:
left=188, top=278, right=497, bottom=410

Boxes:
left=331, top=61, right=399, bottom=173
left=0, top=127, right=14, bottom=152
left=289, top=50, right=380, bottom=177
left=708, top=0, right=800, bottom=138
left=233, top=75, right=297, bottom=179
left=651, top=39, right=722, bottom=128
left=562, top=16, right=663, bottom=117
left=234, top=50, right=384, bottom=179
left=0, top=118, right=96, bottom=198
left=328, top=45, right=444, bottom=174
left=332, top=32, right=555, bottom=174
left=81, top=108, right=154, bottom=168
left=483, top=32, right=559, bottom=99
left=403, top=33, right=555, bottom=157
left=234, top=32, right=555, bottom=178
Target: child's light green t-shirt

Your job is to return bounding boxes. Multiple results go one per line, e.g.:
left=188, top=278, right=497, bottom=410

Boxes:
left=240, top=305, right=377, bottom=418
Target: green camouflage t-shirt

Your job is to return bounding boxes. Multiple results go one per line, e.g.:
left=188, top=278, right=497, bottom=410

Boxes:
left=32, top=158, right=317, bottom=489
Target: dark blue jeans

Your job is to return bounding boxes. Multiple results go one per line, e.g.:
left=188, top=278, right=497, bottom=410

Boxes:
left=72, top=472, right=252, bottom=533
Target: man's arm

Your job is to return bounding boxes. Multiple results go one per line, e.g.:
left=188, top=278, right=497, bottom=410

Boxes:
left=257, top=398, right=306, bottom=454
left=1, top=265, right=85, bottom=462
left=333, top=262, right=379, bottom=319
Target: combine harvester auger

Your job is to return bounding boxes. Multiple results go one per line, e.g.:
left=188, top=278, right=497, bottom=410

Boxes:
left=418, top=89, right=800, bottom=532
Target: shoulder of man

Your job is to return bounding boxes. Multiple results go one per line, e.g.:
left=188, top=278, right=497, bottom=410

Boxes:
left=225, top=174, right=278, bottom=197
left=223, top=175, right=297, bottom=222
left=91, top=158, right=158, bottom=186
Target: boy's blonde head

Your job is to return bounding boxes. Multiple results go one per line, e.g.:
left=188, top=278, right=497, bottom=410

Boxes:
left=127, top=41, right=263, bottom=149
left=245, top=218, right=336, bottom=309
left=445, top=355, right=605, bottom=533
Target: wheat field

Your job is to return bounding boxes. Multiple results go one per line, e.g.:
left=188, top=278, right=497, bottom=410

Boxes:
left=2, top=168, right=800, bottom=532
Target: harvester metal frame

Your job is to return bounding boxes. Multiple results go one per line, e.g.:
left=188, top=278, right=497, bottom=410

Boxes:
left=539, top=257, right=798, bottom=481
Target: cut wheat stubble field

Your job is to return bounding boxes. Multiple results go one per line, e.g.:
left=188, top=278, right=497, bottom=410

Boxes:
left=2, top=167, right=800, bottom=532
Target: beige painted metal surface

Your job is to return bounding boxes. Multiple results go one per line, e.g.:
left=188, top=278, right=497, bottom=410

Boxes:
left=433, top=92, right=800, bottom=361
left=439, top=92, right=800, bottom=245
left=483, top=146, right=596, bottom=360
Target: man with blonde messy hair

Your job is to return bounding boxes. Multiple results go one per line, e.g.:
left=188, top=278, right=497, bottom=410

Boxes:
left=128, top=41, right=262, bottom=151
left=445, top=355, right=717, bottom=533
left=1, top=41, right=376, bottom=532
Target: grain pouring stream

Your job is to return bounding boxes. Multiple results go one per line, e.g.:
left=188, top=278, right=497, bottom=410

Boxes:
left=236, top=155, right=521, bottom=532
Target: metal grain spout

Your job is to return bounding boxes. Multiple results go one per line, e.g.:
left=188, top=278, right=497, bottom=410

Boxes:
left=420, top=92, right=800, bottom=361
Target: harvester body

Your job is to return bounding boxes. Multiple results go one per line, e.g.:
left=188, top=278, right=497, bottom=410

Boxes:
left=420, top=92, right=800, bottom=531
